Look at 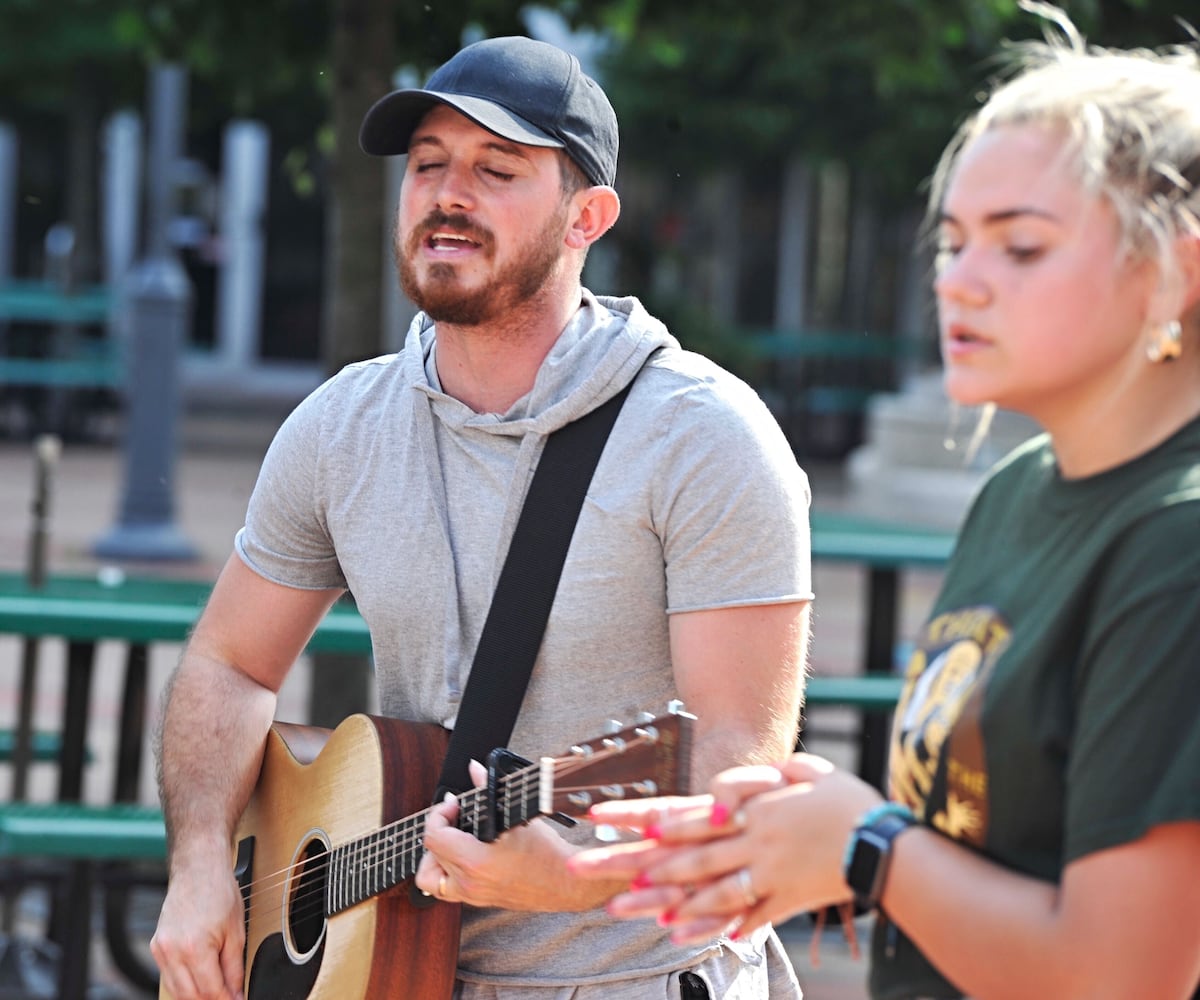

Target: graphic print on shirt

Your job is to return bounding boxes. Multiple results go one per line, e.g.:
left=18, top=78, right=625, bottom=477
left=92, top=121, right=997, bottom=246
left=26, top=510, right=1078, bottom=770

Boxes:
left=889, top=605, right=1011, bottom=847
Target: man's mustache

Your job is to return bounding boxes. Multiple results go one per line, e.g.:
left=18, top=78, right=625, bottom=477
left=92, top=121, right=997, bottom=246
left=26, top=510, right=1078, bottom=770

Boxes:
left=412, top=211, right=494, bottom=248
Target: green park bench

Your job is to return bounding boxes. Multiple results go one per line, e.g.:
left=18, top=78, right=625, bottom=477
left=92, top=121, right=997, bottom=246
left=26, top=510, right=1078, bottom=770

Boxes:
left=747, top=328, right=933, bottom=458
left=0, top=513, right=950, bottom=999
left=0, top=729, right=73, bottom=763
left=0, top=802, right=166, bottom=999
left=0, top=802, right=165, bottom=862
left=0, top=280, right=120, bottom=437
left=0, top=354, right=121, bottom=389
left=0, top=281, right=113, bottom=326
left=805, top=673, right=906, bottom=712
left=0, top=572, right=372, bottom=1000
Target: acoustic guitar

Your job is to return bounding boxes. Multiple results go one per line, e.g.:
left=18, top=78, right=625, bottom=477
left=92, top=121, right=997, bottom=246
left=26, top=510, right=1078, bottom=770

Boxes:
left=158, top=705, right=695, bottom=1000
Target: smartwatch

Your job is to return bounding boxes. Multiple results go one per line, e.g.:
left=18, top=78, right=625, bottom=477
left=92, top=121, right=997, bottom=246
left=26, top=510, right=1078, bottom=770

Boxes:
left=842, top=802, right=918, bottom=911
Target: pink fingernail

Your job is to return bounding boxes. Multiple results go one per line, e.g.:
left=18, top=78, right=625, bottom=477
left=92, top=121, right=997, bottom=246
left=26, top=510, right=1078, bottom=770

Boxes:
left=632, top=871, right=653, bottom=889
left=658, top=908, right=677, bottom=926
left=645, top=823, right=662, bottom=841
left=710, top=803, right=730, bottom=827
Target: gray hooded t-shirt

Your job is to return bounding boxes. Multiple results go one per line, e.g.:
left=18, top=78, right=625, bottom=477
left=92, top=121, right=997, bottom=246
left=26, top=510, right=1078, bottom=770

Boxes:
left=236, top=291, right=812, bottom=988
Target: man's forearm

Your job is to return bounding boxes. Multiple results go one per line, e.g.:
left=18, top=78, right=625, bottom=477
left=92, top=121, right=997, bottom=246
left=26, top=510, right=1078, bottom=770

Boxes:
left=156, top=651, right=278, bottom=868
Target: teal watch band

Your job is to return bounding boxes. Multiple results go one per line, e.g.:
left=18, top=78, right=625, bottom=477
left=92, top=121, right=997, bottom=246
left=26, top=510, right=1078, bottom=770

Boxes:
left=842, top=802, right=918, bottom=911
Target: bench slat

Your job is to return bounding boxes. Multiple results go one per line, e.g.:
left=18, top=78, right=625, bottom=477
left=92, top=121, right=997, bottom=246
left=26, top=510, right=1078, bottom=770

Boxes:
left=0, top=803, right=165, bottom=861
left=805, top=674, right=905, bottom=712
left=0, top=729, right=82, bottom=762
left=0, top=357, right=121, bottom=388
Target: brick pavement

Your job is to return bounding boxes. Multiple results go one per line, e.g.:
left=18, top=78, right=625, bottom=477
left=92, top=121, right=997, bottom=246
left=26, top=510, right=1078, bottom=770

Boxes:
left=0, top=408, right=943, bottom=998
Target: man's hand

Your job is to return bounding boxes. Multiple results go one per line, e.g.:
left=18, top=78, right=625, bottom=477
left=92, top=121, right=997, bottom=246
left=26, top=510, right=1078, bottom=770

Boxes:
left=414, top=761, right=623, bottom=912
left=150, top=860, right=246, bottom=1000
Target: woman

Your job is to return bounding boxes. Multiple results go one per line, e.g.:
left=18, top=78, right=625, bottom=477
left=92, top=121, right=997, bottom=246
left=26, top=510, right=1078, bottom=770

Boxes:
left=569, top=6, right=1200, bottom=998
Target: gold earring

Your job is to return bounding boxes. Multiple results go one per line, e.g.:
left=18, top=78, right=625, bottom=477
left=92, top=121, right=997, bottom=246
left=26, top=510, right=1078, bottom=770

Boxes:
left=1147, top=320, right=1183, bottom=363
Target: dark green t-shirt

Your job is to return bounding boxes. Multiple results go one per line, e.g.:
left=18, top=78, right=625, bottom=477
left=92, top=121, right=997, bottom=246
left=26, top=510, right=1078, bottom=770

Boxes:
left=870, top=418, right=1200, bottom=1000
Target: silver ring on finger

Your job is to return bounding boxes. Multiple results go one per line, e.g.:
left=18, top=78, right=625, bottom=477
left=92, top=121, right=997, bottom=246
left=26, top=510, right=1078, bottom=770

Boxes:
left=734, top=867, right=757, bottom=907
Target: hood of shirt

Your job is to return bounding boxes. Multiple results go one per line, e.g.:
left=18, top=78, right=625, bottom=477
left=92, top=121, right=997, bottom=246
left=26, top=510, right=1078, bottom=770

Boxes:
left=401, top=289, right=678, bottom=437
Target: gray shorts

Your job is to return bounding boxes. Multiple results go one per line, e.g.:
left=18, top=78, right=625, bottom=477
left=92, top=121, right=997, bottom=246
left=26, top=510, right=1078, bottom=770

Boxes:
left=454, top=927, right=803, bottom=1000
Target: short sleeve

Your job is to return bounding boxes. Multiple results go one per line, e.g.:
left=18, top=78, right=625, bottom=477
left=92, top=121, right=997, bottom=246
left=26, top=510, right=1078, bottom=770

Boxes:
left=235, top=386, right=347, bottom=591
left=652, top=374, right=813, bottom=613
left=1066, top=503, right=1200, bottom=862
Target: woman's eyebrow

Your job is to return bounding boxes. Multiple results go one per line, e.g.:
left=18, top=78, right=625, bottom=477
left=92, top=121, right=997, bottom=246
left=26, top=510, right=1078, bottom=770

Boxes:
left=938, top=206, right=1061, bottom=226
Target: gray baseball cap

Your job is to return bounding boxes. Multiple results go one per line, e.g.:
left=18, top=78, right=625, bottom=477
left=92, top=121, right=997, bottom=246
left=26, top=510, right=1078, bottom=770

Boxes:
left=359, top=36, right=618, bottom=188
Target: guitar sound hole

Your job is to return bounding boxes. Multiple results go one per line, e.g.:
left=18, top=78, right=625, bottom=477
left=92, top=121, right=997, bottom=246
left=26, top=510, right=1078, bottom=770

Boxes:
left=287, top=838, right=329, bottom=958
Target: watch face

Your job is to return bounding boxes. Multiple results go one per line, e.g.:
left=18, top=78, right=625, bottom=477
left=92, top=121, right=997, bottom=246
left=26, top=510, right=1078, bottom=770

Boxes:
left=846, top=830, right=889, bottom=902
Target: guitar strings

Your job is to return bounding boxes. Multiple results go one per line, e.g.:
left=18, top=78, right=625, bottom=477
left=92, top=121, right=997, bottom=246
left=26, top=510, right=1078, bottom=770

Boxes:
left=240, top=757, right=534, bottom=924
left=239, top=734, right=656, bottom=928
left=240, top=757, right=533, bottom=920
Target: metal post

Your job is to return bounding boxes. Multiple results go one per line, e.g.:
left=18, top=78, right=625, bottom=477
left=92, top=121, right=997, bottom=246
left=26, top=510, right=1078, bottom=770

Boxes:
left=93, top=64, right=198, bottom=561
left=10, top=434, right=60, bottom=802
left=0, top=123, right=15, bottom=287
left=100, top=110, right=142, bottom=292
left=215, top=120, right=269, bottom=369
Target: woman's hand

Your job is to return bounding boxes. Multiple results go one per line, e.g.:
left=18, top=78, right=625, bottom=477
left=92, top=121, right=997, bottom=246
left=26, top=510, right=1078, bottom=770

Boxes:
left=569, top=754, right=882, bottom=943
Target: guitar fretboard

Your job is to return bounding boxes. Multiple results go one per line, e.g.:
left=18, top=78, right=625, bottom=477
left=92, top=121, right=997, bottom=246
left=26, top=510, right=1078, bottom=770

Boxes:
left=325, top=764, right=538, bottom=915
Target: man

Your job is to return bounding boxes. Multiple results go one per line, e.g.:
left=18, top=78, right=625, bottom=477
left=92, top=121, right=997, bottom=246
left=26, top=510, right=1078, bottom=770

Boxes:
left=150, top=35, right=812, bottom=1000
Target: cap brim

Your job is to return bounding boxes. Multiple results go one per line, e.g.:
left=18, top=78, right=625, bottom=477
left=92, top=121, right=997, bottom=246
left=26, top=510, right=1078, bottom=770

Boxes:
left=359, top=90, right=565, bottom=156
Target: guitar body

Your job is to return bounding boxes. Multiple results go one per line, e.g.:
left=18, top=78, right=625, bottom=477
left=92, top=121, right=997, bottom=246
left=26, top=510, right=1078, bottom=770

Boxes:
left=160, top=715, right=461, bottom=1000
left=158, top=706, right=694, bottom=1000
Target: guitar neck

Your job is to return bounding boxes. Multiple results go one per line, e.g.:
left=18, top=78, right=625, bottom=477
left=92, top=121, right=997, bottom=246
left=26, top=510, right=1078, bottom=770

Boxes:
left=323, top=708, right=692, bottom=916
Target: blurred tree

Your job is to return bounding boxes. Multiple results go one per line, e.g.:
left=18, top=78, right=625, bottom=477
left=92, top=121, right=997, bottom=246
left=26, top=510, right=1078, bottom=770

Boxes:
left=0, top=0, right=1192, bottom=337
left=572, top=0, right=1195, bottom=202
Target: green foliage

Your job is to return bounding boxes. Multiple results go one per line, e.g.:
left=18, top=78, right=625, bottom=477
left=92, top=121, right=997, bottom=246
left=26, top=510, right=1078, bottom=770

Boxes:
left=573, top=0, right=1198, bottom=205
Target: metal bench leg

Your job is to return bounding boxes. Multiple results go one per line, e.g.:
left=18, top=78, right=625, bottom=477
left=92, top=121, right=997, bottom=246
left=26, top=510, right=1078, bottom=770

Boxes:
left=58, top=860, right=93, bottom=1000
left=105, top=642, right=163, bottom=993
left=860, top=567, right=899, bottom=790
left=48, top=641, right=95, bottom=967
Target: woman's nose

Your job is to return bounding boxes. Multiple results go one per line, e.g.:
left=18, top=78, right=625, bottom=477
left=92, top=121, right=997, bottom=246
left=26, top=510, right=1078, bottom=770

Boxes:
left=934, top=247, right=990, bottom=308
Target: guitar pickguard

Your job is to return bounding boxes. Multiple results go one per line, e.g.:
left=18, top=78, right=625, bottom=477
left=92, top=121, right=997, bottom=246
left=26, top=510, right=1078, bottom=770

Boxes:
left=248, top=934, right=325, bottom=1000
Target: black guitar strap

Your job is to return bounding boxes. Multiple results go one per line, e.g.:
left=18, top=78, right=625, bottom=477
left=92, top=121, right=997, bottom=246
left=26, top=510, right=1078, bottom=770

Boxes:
left=434, top=381, right=633, bottom=801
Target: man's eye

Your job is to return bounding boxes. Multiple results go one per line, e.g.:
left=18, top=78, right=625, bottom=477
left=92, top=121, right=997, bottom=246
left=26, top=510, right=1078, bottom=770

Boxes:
left=414, top=161, right=443, bottom=173
left=485, top=169, right=515, bottom=181
left=1006, top=246, right=1043, bottom=262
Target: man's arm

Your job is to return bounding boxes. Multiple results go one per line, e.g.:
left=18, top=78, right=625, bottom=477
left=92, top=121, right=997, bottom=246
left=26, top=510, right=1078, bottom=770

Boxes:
left=670, top=600, right=811, bottom=785
left=151, top=553, right=343, bottom=1000
left=416, top=599, right=811, bottom=914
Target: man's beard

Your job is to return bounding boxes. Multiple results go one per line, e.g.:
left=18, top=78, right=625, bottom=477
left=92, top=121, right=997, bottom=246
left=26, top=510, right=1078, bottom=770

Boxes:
left=396, top=204, right=568, bottom=327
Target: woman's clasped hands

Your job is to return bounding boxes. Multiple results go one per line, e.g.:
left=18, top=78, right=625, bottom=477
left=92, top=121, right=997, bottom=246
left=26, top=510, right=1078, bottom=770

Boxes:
left=568, top=753, right=882, bottom=944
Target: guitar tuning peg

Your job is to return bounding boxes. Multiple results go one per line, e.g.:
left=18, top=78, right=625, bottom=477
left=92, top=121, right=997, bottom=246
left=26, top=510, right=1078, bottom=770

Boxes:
left=636, top=711, right=655, bottom=724
left=668, top=699, right=685, bottom=715
left=604, top=719, right=623, bottom=735
left=599, top=784, right=626, bottom=799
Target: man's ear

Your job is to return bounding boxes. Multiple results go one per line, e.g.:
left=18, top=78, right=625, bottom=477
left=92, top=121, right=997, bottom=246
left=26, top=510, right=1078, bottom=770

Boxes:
left=565, top=186, right=621, bottom=250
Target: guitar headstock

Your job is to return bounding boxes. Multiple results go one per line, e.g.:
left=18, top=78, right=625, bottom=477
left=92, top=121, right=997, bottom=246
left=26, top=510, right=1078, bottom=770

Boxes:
left=538, top=704, right=696, bottom=819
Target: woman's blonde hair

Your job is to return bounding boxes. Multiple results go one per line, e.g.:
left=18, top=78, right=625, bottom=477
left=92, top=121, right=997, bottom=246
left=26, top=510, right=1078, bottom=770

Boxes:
left=929, top=2, right=1200, bottom=273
